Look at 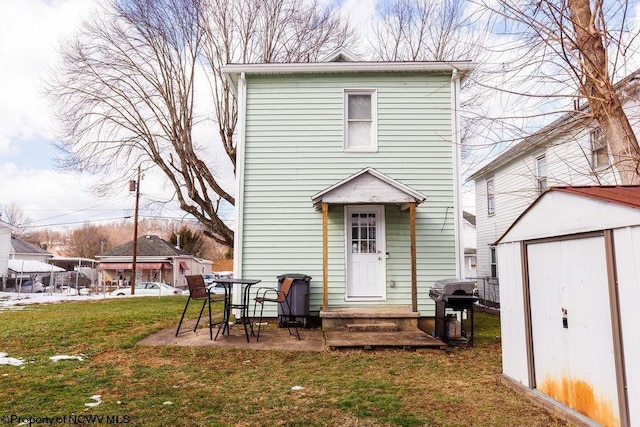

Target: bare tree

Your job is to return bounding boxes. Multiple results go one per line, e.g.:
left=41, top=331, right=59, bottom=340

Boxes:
left=48, top=0, right=353, bottom=249
left=473, top=0, right=640, bottom=184
left=0, top=202, right=32, bottom=235
left=371, top=0, right=481, bottom=62
left=67, top=224, right=111, bottom=258
left=201, top=0, right=355, bottom=175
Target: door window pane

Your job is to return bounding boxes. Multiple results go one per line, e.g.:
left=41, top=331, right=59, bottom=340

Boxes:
left=351, top=213, right=377, bottom=254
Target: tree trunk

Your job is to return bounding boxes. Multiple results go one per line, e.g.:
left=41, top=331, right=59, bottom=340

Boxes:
left=568, top=0, right=640, bottom=184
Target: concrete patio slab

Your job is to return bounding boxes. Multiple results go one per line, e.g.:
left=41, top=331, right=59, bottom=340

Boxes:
left=139, top=318, right=446, bottom=352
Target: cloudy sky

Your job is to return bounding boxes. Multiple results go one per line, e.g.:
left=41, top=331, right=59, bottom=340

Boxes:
left=0, top=0, right=383, bottom=232
left=0, top=0, right=134, bottom=230
left=3, top=0, right=636, bottom=231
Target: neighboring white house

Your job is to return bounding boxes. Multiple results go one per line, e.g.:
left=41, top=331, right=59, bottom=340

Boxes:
left=462, top=211, right=476, bottom=278
left=468, top=71, right=640, bottom=288
left=496, top=186, right=640, bottom=427
left=0, top=220, right=17, bottom=287
left=223, top=49, right=475, bottom=326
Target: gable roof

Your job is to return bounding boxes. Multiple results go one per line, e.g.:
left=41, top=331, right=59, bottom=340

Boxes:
left=497, top=185, right=640, bottom=244
left=468, top=70, right=640, bottom=181
left=98, top=235, right=190, bottom=258
left=311, top=167, right=427, bottom=210
left=10, top=236, right=53, bottom=256
left=320, top=48, right=363, bottom=62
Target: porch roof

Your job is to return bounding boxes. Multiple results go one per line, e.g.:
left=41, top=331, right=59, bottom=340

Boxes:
left=311, top=167, right=427, bottom=210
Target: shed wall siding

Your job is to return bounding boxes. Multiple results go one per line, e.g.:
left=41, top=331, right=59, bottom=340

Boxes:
left=240, top=72, right=456, bottom=315
left=496, top=241, right=529, bottom=386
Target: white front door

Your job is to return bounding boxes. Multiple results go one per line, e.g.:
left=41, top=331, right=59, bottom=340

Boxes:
left=345, top=205, right=385, bottom=300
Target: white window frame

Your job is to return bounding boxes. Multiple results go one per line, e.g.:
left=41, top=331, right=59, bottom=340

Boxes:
left=486, top=178, right=495, bottom=216
left=489, top=246, right=498, bottom=278
left=536, top=154, right=547, bottom=194
left=590, top=127, right=610, bottom=169
left=344, top=89, right=377, bottom=152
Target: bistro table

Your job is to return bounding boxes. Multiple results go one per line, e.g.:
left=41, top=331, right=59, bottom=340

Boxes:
left=211, top=278, right=261, bottom=342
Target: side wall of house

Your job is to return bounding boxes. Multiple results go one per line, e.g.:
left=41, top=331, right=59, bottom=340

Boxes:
left=474, top=94, right=640, bottom=281
left=474, top=128, right=621, bottom=281
left=240, top=72, right=457, bottom=315
left=0, top=226, right=10, bottom=278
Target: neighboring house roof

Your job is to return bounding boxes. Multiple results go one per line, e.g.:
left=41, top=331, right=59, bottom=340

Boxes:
left=10, top=236, right=53, bottom=257
left=463, top=211, right=476, bottom=226
left=98, top=235, right=191, bottom=258
left=311, top=167, right=428, bottom=210
left=497, top=185, right=640, bottom=244
left=8, top=259, right=64, bottom=273
left=468, top=70, right=640, bottom=181
left=0, top=220, right=17, bottom=231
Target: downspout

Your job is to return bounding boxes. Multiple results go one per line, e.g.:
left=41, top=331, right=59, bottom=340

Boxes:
left=233, top=72, right=247, bottom=279
left=451, top=70, right=465, bottom=279
left=232, top=72, right=247, bottom=313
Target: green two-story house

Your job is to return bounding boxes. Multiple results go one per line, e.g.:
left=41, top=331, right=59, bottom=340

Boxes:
left=223, top=50, right=475, bottom=330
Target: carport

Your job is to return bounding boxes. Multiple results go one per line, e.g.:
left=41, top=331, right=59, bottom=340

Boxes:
left=496, top=186, right=640, bottom=427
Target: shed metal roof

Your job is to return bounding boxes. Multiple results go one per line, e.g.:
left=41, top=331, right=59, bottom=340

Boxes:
left=550, top=185, right=640, bottom=209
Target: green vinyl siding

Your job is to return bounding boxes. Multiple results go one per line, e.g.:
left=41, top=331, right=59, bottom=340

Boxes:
left=240, top=71, right=455, bottom=315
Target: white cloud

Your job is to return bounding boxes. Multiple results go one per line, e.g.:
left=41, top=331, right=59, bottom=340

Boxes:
left=0, top=0, right=100, bottom=153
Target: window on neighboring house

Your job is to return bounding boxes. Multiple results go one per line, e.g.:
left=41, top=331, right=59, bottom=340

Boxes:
left=486, top=178, right=495, bottom=215
left=536, top=155, right=547, bottom=193
left=490, top=246, right=498, bottom=278
left=344, top=90, right=377, bottom=151
left=590, top=127, right=610, bottom=168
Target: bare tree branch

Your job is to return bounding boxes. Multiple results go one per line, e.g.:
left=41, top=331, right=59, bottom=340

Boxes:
left=48, top=0, right=354, bottom=248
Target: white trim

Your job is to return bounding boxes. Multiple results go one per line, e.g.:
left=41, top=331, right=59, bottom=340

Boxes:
left=343, top=89, right=378, bottom=152
left=311, top=167, right=427, bottom=209
left=344, top=205, right=387, bottom=302
left=223, top=61, right=477, bottom=95
left=233, top=73, right=247, bottom=281
left=320, top=48, right=364, bottom=62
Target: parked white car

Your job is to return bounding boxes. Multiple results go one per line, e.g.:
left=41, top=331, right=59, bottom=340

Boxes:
left=201, top=274, right=229, bottom=295
left=110, top=282, right=182, bottom=296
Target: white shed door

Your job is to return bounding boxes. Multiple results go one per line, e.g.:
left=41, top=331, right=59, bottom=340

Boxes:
left=527, top=237, right=620, bottom=427
left=346, top=206, right=385, bottom=300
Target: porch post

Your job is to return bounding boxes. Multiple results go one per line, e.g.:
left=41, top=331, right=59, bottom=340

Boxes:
left=322, top=202, right=329, bottom=311
left=410, top=202, right=417, bottom=312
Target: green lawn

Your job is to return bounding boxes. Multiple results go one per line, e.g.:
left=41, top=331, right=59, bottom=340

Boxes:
left=0, top=297, right=567, bottom=426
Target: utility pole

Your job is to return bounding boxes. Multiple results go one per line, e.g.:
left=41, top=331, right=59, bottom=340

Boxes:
left=130, top=165, right=141, bottom=295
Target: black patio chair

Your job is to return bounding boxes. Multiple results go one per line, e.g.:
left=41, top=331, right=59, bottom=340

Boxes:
left=253, top=276, right=301, bottom=341
left=176, top=275, right=223, bottom=340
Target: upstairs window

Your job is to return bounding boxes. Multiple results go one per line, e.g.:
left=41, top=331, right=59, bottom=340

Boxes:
left=344, top=90, right=377, bottom=151
left=536, top=155, right=547, bottom=194
left=486, top=178, right=495, bottom=216
left=590, top=127, right=609, bottom=168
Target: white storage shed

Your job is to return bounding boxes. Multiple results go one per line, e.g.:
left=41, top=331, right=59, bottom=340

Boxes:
left=496, top=186, right=640, bottom=427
